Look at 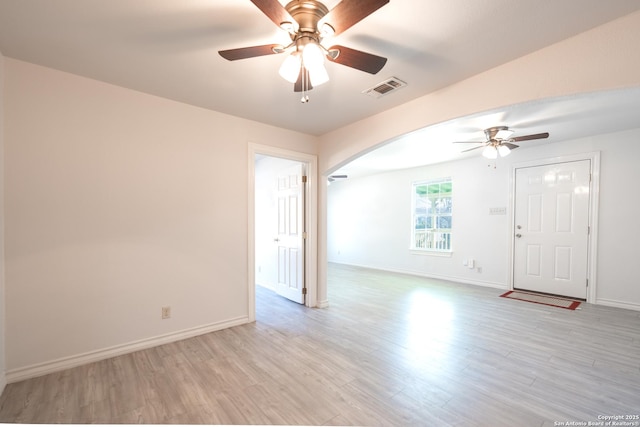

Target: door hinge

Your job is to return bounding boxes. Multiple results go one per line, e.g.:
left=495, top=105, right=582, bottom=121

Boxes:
left=586, top=278, right=589, bottom=287
left=302, top=231, right=307, bottom=239
left=302, top=287, right=307, bottom=295
left=302, top=175, right=308, bottom=183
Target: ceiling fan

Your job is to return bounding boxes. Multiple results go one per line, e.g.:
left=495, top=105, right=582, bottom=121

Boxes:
left=218, top=0, right=389, bottom=102
left=327, top=174, right=348, bottom=182
left=454, top=126, right=549, bottom=159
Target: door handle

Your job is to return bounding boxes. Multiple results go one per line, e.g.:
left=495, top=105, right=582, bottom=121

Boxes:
left=515, top=234, right=522, bottom=238
left=274, top=238, right=280, bottom=242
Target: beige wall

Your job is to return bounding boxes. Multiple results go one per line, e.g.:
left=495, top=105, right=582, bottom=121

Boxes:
left=3, top=59, right=316, bottom=380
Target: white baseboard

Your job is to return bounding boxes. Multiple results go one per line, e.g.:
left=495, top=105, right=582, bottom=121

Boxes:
left=316, top=299, right=330, bottom=308
left=6, top=316, right=250, bottom=384
left=595, top=298, right=640, bottom=312
left=330, top=261, right=508, bottom=290
left=0, top=376, right=6, bottom=396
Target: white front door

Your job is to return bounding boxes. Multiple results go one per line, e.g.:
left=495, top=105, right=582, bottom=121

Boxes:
left=275, top=163, right=306, bottom=304
left=513, top=160, right=591, bottom=299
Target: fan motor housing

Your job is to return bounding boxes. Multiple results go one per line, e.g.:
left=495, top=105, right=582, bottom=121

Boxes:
left=285, top=0, right=329, bottom=33
left=485, top=126, right=509, bottom=142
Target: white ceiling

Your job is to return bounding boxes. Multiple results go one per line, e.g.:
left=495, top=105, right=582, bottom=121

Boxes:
left=1, top=1, right=639, bottom=175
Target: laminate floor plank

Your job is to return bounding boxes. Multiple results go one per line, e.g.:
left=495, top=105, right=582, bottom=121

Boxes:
left=1, top=263, right=640, bottom=425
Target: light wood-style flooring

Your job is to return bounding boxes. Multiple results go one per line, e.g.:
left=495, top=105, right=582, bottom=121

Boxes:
left=1, top=264, right=639, bottom=425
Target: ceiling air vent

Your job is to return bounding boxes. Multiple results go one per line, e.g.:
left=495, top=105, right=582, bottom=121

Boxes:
left=363, top=77, right=407, bottom=98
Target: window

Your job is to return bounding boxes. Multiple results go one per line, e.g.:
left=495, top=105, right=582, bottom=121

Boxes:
left=411, top=178, right=452, bottom=251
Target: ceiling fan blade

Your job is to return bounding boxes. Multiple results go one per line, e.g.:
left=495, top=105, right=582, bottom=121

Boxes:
left=327, top=45, right=387, bottom=74
left=502, top=142, right=519, bottom=150
left=511, top=132, right=549, bottom=142
left=249, top=0, right=294, bottom=28
left=321, top=0, right=389, bottom=36
left=461, top=145, right=486, bottom=153
left=294, top=68, right=313, bottom=92
left=219, top=44, right=282, bottom=61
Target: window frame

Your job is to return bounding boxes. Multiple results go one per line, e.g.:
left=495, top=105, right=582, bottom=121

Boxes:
left=410, top=177, right=453, bottom=253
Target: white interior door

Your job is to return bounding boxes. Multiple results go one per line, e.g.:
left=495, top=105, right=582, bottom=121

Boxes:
left=513, top=160, right=591, bottom=299
left=275, top=163, right=306, bottom=304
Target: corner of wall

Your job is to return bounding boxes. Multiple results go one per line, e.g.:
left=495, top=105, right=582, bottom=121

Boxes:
left=0, top=50, right=7, bottom=395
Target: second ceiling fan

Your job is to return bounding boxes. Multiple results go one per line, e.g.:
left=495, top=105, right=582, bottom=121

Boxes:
left=219, top=0, right=389, bottom=99
left=454, top=126, right=550, bottom=159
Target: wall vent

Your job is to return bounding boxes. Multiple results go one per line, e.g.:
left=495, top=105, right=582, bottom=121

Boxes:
left=363, top=77, right=407, bottom=98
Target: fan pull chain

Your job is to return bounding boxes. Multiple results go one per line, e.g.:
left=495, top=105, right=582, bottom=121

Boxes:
left=301, top=67, right=309, bottom=103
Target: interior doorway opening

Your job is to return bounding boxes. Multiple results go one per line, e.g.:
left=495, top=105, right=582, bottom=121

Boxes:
left=248, top=144, right=318, bottom=322
left=255, top=156, right=307, bottom=304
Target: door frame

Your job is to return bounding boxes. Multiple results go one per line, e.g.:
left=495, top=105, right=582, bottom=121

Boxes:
left=248, top=143, right=318, bottom=321
left=508, top=151, right=600, bottom=303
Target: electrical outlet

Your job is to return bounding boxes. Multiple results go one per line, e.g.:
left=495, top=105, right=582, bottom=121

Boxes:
left=161, top=306, right=171, bottom=319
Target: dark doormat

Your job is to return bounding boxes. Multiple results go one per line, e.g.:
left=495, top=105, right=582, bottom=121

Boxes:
left=500, top=290, right=581, bottom=310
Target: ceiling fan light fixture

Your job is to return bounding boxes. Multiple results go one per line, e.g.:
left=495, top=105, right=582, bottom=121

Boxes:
left=497, top=144, right=511, bottom=157
left=302, top=41, right=325, bottom=69
left=482, top=145, right=498, bottom=159
left=309, top=63, right=329, bottom=86
left=279, top=53, right=302, bottom=83
left=218, top=0, right=390, bottom=102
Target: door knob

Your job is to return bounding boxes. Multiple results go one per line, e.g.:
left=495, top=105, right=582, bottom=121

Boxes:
left=274, top=238, right=280, bottom=242
left=515, top=234, right=522, bottom=238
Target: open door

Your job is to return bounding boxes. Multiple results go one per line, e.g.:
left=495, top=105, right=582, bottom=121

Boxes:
left=250, top=143, right=318, bottom=318
left=275, top=163, right=306, bottom=304
left=513, top=160, right=591, bottom=299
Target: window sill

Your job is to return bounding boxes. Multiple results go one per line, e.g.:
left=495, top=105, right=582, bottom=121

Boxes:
left=410, top=249, right=453, bottom=258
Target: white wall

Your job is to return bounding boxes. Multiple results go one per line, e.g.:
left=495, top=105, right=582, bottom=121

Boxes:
left=254, top=156, right=302, bottom=289
left=328, top=156, right=509, bottom=287
left=328, top=128, right=640, bottom=310
left=3, top=58, right=317, bottom=380
left=0, top=50, right=6, bottom=393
